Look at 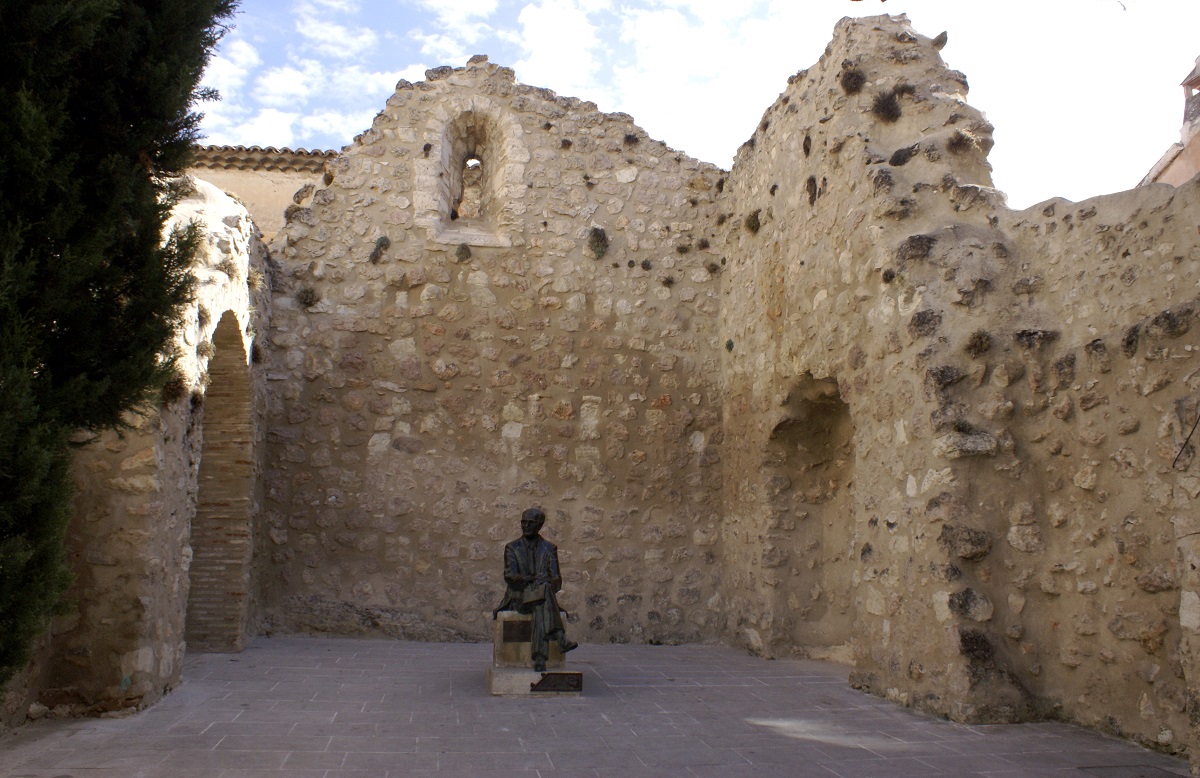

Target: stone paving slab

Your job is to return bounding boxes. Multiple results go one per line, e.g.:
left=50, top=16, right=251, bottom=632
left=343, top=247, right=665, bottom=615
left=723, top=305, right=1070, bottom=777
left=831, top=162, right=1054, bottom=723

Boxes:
left=0, top=636, right=1191, bottom=777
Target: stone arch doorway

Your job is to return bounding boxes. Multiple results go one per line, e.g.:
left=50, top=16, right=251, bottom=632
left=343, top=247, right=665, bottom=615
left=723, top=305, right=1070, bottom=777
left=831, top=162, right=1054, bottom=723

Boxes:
left=185, top=310, right=253, bottom=652
left=764, top=374, right=856, bottom=660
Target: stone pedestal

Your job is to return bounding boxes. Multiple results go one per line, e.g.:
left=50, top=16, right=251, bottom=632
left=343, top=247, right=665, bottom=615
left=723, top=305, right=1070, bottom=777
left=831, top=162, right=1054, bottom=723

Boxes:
left=487, top=611, right=582, bottom=696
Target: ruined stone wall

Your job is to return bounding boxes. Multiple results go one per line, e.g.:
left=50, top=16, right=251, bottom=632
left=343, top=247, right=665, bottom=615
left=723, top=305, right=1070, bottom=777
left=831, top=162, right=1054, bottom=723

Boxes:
left=31, top=179, right=270, bottom=714
left=259, top=58, right=728, bottom=646
left=717, top=14, right=1001, bottom=695
left=9, top=14, right=1200, bottom=769
left=716, top=12, right=1200, bottom=761
left=990, top=186, right=1200, bottom=752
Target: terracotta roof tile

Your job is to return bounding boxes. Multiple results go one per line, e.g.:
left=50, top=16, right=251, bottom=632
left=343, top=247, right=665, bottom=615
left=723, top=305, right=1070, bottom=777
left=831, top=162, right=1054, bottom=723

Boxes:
left=192, top=144, right=337, bottom=174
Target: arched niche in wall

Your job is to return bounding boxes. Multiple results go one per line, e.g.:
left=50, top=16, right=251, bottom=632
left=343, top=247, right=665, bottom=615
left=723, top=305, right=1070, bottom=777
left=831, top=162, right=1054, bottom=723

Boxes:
left=763, top=374, right=857, bottom=658
left=185, top=310, right=254, bottom=652
left=414, top=96, right=529, bottom=248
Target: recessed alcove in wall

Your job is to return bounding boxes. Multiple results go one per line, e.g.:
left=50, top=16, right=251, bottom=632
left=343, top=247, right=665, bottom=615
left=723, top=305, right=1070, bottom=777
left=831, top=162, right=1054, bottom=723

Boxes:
left=441, top=111, right=496, bottom=228
left=764, top=374, right=856, bottom=657
left=185, top=310, right=253, bottom=652
left=414, top=98, right=529, bottom=248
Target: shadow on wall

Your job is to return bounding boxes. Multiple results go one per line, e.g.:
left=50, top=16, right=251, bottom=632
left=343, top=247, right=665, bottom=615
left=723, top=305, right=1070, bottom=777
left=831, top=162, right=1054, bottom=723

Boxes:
left=765, top=374, right=856, bottom=661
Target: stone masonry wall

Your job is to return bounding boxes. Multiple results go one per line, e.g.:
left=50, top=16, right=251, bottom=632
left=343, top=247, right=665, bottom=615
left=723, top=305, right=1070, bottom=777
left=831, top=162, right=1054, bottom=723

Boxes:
left=991, top=186, right=1200, bottom=753
left=260, top=57, right=728, bottom=647
left=9, top=13, right=1200, bottom=770
left=716, top=13, right=1200, bottom=762
left=29, top=179, right=269, bottom=715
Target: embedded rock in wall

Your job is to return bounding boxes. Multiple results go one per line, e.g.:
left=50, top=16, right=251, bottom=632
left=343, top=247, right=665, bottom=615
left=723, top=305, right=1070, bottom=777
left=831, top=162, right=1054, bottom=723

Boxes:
left=260, top=57, right=728, bottom=647
left=716, top=11, right=1200, bottom=764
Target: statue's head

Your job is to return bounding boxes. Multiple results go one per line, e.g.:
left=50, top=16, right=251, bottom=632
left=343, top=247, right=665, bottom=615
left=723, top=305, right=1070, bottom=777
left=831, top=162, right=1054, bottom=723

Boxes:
left=521, top=506, right=546, bottom=539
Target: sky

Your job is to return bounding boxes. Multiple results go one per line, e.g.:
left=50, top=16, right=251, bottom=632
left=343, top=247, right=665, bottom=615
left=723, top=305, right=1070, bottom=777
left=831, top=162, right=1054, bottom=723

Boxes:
left=199, top=0, right=1200, bottom=210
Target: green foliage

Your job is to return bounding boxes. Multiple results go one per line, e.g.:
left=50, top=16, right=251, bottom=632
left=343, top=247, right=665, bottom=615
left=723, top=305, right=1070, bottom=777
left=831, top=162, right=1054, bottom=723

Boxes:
left=0, top=344, right=74, bottom=678
left=0, top=0, right=237, bottom=685
left=587, top=227, right=608, bottom=259
left=369, top=235, right=390, bottom=264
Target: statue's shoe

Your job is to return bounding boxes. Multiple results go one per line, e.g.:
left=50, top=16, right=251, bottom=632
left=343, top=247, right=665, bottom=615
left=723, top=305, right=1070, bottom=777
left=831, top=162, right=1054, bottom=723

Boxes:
left=559, top=639, right=579, bottom=653
left=533, top=660, right=546, bottom=672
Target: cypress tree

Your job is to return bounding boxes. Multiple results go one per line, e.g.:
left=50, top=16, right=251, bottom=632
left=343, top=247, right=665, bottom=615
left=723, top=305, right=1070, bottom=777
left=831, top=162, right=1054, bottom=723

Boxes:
left=0, top=0, right=237, bottom=685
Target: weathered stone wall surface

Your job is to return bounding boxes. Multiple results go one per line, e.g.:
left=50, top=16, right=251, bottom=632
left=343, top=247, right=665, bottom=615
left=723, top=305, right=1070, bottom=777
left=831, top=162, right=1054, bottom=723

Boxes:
left=716, top=12, right=1200, bottom=760
left=30, top=179, right=270, bottom=715
left=260, top=58, right=728, bottom=646
left=190, top=166, right=320, bottom=241
left=8, top=14, right=1200, bottom=769
left=991, top=186, right=1200, bottom=753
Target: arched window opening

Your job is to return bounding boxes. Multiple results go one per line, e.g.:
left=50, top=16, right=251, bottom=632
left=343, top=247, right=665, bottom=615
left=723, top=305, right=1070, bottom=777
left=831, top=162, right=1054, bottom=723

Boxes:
left=417, top=102, right=521, bottom=248
left=440, top=110, right=498, bottom=227
left=454, top=156, right=483, bottom=220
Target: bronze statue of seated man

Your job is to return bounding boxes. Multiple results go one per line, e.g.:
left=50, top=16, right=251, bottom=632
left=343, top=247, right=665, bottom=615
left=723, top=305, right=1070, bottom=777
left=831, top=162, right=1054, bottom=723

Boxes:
left=493, top=507, right=577, bottom=671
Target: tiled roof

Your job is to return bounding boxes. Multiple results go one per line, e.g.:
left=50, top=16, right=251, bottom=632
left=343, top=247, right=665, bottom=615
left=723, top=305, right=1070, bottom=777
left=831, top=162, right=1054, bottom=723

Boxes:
left=192, top=144, right=337, bottom=174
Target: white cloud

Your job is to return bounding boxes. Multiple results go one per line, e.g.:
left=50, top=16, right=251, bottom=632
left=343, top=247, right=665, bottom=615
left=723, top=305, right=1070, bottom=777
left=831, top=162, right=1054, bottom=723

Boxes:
left=410, top=22, right=496, bottom=63
left=412, top=0, right=498, bottom=26
left=196, top=99, right=251, bottom=146
left=615, top=8, right=695, bottom=76
left=328, top=65, right=409, bottom=100
left=395, top=63, right=430, bottom=84
left=295, top=2, right=378, bottom=59
left=404, top=0, right=499, bottom=65
left=413, top=32, right=473, bottom=63
left=299, top=109, right=380, bottom=144
left=255, top=61, right=323, bottom=108
left=603, top=6, right=776, bottom=164
left=512, top=0, right=607, bottom=102
left=308, top=0, right=359, bottom=10
left=597, top=2, right=860, bottom=165
left=652, top=0, right=763, bottom=25
left=202, top=38, right=263, bottom=101
left=231, top=108, right=301, bottom=149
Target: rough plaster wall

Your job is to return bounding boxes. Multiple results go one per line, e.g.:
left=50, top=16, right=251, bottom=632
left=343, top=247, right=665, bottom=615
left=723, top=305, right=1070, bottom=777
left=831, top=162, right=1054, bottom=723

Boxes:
left=1155, top=140, right=1200, bottom=188
left=716, top=12, right=1200, bottom=762
left=191, top=166, right=322, bottom=241
left=260, top=59, right=729, bottom=647
left=991, top=187, right=1200, bottom=753
left=29, top=180, right=269, bottom=715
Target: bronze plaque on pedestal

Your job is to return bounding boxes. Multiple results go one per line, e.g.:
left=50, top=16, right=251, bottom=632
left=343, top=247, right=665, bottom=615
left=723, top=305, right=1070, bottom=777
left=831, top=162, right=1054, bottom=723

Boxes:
left=503, top=620, right=533, bottom=643
left=531, top=672, right=583, bottom=693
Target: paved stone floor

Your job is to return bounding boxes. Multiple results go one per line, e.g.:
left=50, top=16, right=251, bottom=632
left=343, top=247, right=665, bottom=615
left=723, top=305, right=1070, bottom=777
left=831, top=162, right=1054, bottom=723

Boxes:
left=0, top=637, right=1192, bottom=777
